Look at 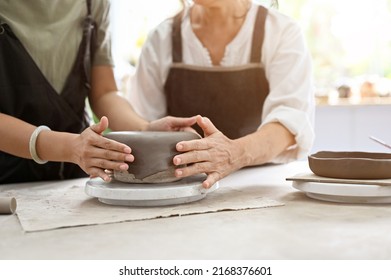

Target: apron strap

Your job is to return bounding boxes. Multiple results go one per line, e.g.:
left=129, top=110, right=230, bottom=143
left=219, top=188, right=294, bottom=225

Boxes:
left=250, top=6, right=268, bottom=63
left=60, top=0, right=96, bottom=130
left=82, top=0, right=95, bottom=88
left=172, top=10, right=184, bottom=63
left=86, top=0, right=92, bottom=15
left=172, top=5, right=268, bottom=64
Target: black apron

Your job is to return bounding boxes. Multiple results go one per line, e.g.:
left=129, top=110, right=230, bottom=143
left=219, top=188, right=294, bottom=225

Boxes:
left=0, top=0, right=96, bottom=183
left=164, top=6, right=270, bottom=140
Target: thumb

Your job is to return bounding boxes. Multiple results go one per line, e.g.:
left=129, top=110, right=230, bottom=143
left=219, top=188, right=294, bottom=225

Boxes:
left=90, top=116, right=109, bottom=135
left=196, top=115, right=218, bottom=137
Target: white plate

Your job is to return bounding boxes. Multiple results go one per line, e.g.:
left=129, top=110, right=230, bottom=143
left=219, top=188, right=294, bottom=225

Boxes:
left=292, top=181, right=391, bottom=204
left=85, top=174, right=218, bottom=207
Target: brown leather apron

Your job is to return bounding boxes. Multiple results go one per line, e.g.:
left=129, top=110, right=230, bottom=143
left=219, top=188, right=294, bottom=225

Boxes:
left=164, top=6, right=270, bottom=139
left=0, top=0, right=96, bottom=183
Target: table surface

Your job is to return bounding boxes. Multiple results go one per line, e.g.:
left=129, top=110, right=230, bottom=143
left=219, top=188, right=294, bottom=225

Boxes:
left=1, top=161, right=391, bottom=260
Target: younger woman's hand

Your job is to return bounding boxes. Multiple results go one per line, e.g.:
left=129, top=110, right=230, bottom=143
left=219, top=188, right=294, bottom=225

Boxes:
left=147, top=116, right=198, bottom=132
left=72, top=116, right=134, bottom=181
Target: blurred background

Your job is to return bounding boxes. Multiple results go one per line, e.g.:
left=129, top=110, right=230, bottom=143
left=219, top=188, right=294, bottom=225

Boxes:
left=109, top=0, right=391, bottom=152
left=110, top=0, right=391, bottom=105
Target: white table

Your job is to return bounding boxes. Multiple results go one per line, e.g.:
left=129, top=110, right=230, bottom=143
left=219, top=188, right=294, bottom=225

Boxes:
left=1, top=161, right=391, bottom=260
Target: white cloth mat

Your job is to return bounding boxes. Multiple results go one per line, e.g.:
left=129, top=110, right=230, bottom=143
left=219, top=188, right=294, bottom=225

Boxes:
left=1, top=178, right=283, bottom=232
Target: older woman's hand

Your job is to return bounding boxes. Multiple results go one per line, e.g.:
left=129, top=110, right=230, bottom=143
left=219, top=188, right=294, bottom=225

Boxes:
left=72, top=116, right=134, bottom=181
left=173, top=115, right=246, bottom=188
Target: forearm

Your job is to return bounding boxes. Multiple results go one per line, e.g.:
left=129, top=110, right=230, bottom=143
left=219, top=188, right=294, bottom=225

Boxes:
left=89, top=65, right=149, bottom=131
left=0, top=113, right=75, bottom=163
left=237, top=122, right=296, bottom=167
left=90, top=91, right=149, bottom=131
left=35, top=130, right=77, bottom=163
left=0, top=113, right=35, bottom=158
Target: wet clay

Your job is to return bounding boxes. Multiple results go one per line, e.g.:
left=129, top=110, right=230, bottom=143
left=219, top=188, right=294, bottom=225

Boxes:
left=104, top=131, right=200, bottom=183
left=309, top=151, right=391, bottom=179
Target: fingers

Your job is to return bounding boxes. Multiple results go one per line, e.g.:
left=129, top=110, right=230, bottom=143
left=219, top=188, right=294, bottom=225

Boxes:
left=174, top=161, right=221, bottom=189
left=89, top=167, right=111, bottom=182
left=81, top=136, right=134, bottom=169
left=92, top=134, right=132, bottom=154
left=172, top=120, right=237, bottom=189
left=89, top=157, right=129, bottom=171
left=176, top=138, right=209, bottom=153
left=175, top=161, right=209, bottom=177
left=90, top=116, right=109, bottom=135
left=77, top=118, right=134, bottom=181
left=86, top=145, right=134, bottom=165
left=173, top=149, right=210, bottom=166
left=179, top=126, right=199, bottom=135
left=203, top=173, right=221, bottom=189
left=168, top=115, right=198, bottom=127
left=147, top=115, right=198, bottom=131
left=196, top=115, right=219, bottom=137
left=79, top=146, right=133, bottom=182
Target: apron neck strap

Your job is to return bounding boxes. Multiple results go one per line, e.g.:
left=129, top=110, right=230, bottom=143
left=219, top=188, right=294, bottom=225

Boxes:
left=86, top=0, right=92, bottom=16
left=250, top=6, right=268, bottom=63
left=172, top=10, right=184, bottom=63
left=171, top=5, right=268, bottom=64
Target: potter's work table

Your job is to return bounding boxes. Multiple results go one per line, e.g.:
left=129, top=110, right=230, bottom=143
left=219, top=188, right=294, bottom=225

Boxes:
left=1, top=161, right=391, bottom=260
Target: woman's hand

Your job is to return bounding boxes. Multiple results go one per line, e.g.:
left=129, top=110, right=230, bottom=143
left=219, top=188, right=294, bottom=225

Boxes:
left=147, top=116, right=198, bottom=132
left=173, top=115, right=246, bottom=188
left=71, top=116, right=134, bottom=181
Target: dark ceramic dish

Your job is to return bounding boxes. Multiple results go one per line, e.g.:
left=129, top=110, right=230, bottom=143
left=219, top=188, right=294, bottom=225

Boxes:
left=308, top=151, right=391, bottom=179
left=104, top=131, right=200, bottom=183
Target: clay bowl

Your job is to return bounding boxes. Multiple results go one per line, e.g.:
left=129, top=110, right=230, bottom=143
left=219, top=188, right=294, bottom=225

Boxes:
left=104, top=131, right=200, bottom=183
left=308, top=151, right=391, bottom=179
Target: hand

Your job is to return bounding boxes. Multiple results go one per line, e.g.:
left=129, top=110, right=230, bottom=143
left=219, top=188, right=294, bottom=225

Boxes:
left=146, top=116, right=198, bottom=133
left=173, top=116, right=245, bottom=188
left=72, top=116, right=134, bottom=181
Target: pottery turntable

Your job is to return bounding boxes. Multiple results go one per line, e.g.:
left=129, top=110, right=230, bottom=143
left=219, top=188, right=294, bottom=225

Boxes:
left=85, top=174, right=218, bottom=207
left=85, top=131, right=218, bottom=206
left=287, top=151, right=391, bottom=204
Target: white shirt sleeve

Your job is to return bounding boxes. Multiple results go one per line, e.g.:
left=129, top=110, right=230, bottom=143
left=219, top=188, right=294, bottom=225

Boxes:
left=128, top=19, right=173, bottom=121
left=261, top=10, right=315, bottom=162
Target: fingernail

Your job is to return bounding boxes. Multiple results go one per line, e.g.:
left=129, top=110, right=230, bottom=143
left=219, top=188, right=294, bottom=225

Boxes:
left=125, top=155, right=134, bottom=162
left=124, top=146, right=131, bottom=153
left=174, top=157, right=181, bottom=165
left=120, top=164, right=129, bottom=170
left=177, top=144, right=183, bottom=151
left=176, top=170, right=183, bottom=177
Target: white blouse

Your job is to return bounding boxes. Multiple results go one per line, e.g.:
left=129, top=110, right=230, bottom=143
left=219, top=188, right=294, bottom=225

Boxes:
left=128, top=3, right=315, bottom=162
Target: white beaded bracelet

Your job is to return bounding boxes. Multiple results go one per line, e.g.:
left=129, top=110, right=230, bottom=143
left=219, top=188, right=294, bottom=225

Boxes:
left=29, top=125, right=51, bottom=164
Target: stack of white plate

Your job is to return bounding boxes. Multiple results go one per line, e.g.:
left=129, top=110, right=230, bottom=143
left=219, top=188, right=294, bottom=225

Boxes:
left=287, top=151, right=391, bottom=204
left=287, top=173, right=391, bottom=203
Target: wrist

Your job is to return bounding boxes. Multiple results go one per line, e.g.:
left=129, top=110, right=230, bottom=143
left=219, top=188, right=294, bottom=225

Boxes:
left=35, top=130, right=78, bottom=164
left=235, top=134, right=269, bottom=167
left=140, top=120, right=150, bottom=131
